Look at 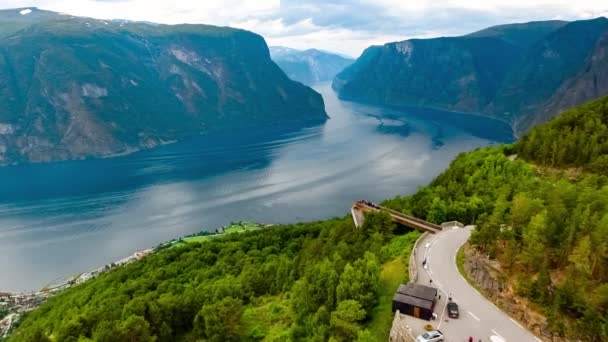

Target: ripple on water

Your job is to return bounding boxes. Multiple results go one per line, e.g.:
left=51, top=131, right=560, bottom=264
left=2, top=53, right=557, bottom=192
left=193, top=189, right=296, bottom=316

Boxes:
left=0, top=83, right=513, bottom=291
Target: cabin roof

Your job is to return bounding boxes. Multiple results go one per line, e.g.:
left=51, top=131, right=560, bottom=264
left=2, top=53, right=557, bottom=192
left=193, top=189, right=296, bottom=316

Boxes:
left=396, top=283, right=437, bottom=302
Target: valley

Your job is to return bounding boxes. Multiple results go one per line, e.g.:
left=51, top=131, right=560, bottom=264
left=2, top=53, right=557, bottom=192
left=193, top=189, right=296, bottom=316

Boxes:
left=0, top=84, right=511, bottom=292
left=1, top=3, right=607, bottom=342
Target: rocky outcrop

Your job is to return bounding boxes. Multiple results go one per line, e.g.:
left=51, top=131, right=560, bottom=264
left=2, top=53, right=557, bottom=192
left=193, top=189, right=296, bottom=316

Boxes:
left=463, top=246, right=506, bottom=296
left=334, top=18, right=608, bottom=136
left=462, top=245, right=572, bottom=342
left=0, top=8, right=327, bottom=165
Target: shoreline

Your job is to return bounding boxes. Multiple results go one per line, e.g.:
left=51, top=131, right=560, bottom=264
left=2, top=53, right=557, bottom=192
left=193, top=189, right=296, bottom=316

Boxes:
left=1, top=221, right=266, bottom=296
left=0, top=221, right=266, bottom=336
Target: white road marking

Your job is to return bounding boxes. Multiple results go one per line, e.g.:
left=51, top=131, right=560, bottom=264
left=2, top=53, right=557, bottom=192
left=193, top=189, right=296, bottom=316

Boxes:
left=421, top=233, right=450, bottom=329
left=510, top=318, right=524, bottom=329
left=467, top=311, right=480, bottom=321
left=491, top=329, right=505, bottom=341
left=425, top=229, right=544, bottom=342
left=436, top=298, right=448, bottom=329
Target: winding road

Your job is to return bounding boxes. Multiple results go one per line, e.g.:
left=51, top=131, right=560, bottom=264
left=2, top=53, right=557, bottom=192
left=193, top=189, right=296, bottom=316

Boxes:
left=416, top=227, right=541, bottom=342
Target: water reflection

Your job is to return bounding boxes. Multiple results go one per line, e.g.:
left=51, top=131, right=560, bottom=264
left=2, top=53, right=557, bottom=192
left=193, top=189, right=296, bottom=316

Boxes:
left=0, top=83, right=512, bottom=291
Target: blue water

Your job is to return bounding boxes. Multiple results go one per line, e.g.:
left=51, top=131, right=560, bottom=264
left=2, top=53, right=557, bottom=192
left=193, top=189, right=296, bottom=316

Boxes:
left=0, top=84, right=512, bottom=291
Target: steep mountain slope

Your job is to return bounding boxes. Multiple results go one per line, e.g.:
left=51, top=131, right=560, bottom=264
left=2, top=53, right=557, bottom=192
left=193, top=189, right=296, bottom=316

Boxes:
left=270, top=46, right=353, bottom=85
left=0, top=8, right=327, bottom=165
left=522, top=22, right=608, bottom=132
left=334, top=18, right=608, bottom=135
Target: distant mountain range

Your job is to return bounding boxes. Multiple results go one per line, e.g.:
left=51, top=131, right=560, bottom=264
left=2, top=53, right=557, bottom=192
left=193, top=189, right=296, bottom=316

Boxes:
left=0, top=8, right=327, bottom=165
left=270, top=46, right=353, bottom=85
left=334, top=18, right=608, bottom=135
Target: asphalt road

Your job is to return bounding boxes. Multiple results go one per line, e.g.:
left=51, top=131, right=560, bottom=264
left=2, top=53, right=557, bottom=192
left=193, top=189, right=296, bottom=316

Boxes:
left=416, top=227, right=541, bottom=342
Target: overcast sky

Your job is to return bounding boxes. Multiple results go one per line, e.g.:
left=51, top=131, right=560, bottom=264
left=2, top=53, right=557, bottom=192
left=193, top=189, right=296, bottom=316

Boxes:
left=1, top=0, right=608, bottom=57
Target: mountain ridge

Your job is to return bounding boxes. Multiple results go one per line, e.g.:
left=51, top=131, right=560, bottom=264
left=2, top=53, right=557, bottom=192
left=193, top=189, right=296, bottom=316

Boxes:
left=0, top=8, right=327, bottom=165
left=270, top=46, right=354, bottom=85
left=334, top=17, right=608, bottom=136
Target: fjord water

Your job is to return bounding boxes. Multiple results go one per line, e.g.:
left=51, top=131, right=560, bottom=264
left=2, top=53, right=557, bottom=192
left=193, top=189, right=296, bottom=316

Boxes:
left=0, top=84, right=512, bottom=291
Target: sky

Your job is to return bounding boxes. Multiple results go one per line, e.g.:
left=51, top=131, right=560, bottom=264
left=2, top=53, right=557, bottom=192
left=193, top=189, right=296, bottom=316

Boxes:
left=1, top=0, right=608, bottom=57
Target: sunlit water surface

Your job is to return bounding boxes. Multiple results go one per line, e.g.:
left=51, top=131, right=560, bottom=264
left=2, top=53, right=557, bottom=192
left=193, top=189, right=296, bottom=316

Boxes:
left=0, top=84, right=512, bottom=291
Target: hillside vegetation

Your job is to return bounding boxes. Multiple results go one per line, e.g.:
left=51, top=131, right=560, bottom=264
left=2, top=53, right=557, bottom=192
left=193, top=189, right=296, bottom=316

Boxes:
left=517, top=95, right=608, bottom=174
left=384, top=98, right=608, bottom=340
left=8, top=214, right=417, bottom=342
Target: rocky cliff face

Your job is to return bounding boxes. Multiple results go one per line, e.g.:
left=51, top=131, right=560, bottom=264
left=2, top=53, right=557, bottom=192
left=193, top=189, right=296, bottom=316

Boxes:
left=462, top=245, right=568, bottom=342
left=0, top=8, right=327, bottom=164
left=270, top=46, right=353, bottom=85
left=334, top=18, right=608, bottom=136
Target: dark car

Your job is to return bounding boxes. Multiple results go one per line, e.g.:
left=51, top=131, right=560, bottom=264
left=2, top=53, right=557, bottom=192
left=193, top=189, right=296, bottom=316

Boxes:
left=447, top=302, right=459, bottom=318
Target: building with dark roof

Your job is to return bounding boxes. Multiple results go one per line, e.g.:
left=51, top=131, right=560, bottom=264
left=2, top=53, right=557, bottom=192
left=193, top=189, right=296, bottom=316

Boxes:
left=392, top=283, right=437, bottom=320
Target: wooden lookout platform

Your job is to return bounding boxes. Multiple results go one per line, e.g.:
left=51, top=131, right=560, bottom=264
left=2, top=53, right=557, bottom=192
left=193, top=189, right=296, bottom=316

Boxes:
left=351, top=200, right=442, bottom=234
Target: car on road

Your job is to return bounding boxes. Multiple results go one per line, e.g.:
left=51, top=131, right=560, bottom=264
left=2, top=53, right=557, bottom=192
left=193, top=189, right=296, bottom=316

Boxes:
left=416, top=330, right=444, bottom=342
left=447, top=301, right=459, bottom=318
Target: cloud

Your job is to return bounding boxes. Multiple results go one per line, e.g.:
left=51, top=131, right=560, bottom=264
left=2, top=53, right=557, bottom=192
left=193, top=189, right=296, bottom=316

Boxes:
left=1, top=0, right=607, bottom=56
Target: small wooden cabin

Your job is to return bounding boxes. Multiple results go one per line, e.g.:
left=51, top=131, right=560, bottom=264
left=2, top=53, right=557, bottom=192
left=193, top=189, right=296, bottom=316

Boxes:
left=392, top=283, right=437, bottom=320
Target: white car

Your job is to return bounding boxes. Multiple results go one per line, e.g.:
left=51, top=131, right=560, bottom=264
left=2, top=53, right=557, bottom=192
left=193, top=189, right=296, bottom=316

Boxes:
left=416, top=330, right=444, bottom=342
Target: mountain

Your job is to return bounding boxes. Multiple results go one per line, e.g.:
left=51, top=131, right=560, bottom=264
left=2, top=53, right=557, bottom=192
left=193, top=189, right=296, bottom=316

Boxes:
left=334, top=18, right=608, bottom=135
left=270, top=46, right=353, bottom=85
left=0, top=8, right=327, bottom=165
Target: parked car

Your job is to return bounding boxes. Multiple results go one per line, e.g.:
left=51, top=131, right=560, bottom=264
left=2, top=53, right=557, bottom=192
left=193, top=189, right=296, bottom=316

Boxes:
left=416, top=330, right=444, bottom=342
left=447, top=302, right=460, bottom=318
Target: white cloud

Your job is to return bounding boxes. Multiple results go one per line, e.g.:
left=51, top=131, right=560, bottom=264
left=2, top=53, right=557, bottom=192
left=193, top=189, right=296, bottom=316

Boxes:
left=2, top=0, right=279, bottom=24
left=1, top=0, right=607, bottom=56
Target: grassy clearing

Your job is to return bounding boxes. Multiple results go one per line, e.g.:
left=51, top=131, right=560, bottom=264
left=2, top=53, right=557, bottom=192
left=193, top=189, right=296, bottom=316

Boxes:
left=223, top=221, right=261, bottom=234
left=366, top=232, right=419, bottom=340
left=241, top=296, right=293, bottom=341
left=182, top=235, right=210, bottom=243
left=170, top=222, right=263, bottom=248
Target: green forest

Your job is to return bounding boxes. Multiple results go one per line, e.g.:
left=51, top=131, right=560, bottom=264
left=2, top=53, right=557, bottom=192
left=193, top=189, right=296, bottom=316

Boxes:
left=7, top=212, right=418, bottom=342
left=7, top=96, right=608, bottom=341
left=384, top=96, right=608, bottom=340
left=517, top=95, right=608, bottom=174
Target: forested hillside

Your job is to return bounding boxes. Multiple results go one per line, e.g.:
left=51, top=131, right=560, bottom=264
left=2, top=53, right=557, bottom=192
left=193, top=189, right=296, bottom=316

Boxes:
left=384, top=98, right=608, bottom=340
left=516, top=95, right=608, bottom=174
left=7, top=214, right=418, bottom=341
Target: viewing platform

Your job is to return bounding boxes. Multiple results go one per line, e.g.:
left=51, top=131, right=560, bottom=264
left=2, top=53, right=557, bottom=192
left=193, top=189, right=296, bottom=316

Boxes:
left=351, top=200, right=442, bottom=234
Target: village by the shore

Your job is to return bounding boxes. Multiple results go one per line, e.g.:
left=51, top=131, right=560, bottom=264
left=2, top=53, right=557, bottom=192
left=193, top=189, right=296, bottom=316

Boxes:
left=0, top=248, right=153, bottom=338
left=0, top=221, right=264, bottom=338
